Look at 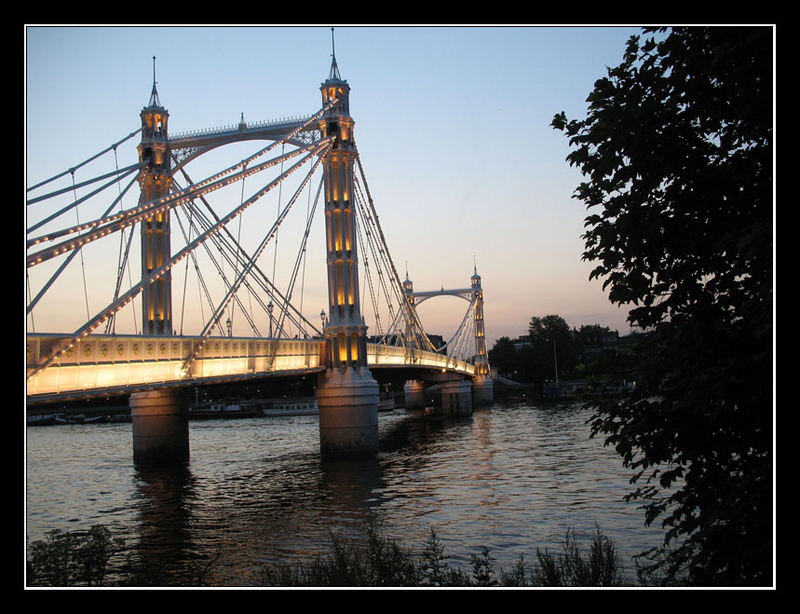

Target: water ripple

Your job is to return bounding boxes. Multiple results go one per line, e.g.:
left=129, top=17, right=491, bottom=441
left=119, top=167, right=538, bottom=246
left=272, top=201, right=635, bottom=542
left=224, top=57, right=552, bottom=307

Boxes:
left=26, top=402, right=662, bottom=584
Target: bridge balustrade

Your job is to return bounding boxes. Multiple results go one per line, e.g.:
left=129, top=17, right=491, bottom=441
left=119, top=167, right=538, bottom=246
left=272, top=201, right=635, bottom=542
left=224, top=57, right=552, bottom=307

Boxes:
left=26, top=334, right=326, bottom=398
left=366, top=343, right=475, bottom=375
left=25, top=335, right=474, bottom=399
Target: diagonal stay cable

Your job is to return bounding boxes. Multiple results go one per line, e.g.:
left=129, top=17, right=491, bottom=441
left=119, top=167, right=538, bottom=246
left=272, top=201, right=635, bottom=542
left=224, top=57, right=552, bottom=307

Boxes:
left=26, top=164, right=140, bottom=237
left=180, top=146, right=329, bottom=374
left=26, top=141, right=319, bottom=265
left=197, top=149, right=326, bottom=340
left=172, top=157, right=324, bottom=340
left=26, top=128, right=141, bottom=194
left=271, top=175, right=323, bottom=342
left=26, top=101, right=333, bottom=247
left=353, top=152, right=437, bottom=353
left=27, top=141, right=326, bottom=381
left=27, top=173, right=139, bottom=315
left=352, top=177, right=402, bottom=344
left=26, top=162, right=141, bottom=207
left=172, top=199, right=241, bottom=337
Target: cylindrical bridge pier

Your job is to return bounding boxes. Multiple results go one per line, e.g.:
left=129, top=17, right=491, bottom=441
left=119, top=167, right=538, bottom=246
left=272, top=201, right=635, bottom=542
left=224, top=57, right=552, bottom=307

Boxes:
left=316, top=367, right=379, bottom=457
left=130, top=389, right=189, bottom=465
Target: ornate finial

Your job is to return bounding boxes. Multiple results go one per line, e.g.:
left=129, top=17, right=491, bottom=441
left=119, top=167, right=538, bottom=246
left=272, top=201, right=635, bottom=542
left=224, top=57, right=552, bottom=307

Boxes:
left=328, top=27, right=342, bottom=81
left=148, top=55, right=161, bottom=108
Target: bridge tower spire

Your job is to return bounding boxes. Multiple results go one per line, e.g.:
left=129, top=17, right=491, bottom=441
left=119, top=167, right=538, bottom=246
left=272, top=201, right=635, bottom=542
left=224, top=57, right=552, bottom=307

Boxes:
left=316, top=32, right=380, bottom=457
left=137, top=56, right=173, bottom=336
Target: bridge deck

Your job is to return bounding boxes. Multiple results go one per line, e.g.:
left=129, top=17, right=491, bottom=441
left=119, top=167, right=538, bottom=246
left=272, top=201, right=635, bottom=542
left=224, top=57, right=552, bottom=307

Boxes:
left=26, top=334, right=475, bottom=401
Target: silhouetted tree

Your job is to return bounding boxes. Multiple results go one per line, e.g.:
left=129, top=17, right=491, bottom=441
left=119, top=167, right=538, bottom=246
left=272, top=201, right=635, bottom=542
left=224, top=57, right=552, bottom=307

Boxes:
left=527, top=314, right=580, bottom=380
left=552, top=27, right=772, bottom=585
left=488, top=336, right=518, bottom=377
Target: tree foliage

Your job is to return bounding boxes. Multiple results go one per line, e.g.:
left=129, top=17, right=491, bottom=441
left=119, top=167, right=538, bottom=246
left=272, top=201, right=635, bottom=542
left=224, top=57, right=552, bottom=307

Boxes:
left=528, top=314, right=580, bottom=380
left=552, top=26, right=772, bottom=585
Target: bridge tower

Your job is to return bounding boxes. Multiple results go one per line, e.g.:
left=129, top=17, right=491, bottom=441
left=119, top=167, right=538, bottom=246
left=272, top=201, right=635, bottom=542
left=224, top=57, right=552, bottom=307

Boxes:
left=470, top=265, right=494, bottom=404
left=129, top=59, right=187, bottom=465
left=315, top=34, right=380, bottom=457
left=402, top=268, right=417, bottom=348
left=137, top=58, right=173, bottom=336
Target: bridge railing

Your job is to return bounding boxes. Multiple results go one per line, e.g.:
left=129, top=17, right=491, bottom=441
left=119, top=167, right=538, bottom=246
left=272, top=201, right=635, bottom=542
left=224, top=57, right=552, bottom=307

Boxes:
left=366, top=343, right=475, bottom=376
left=26, top=334, right=325, bottom=398
left=25, top=336, right=475, bottom=400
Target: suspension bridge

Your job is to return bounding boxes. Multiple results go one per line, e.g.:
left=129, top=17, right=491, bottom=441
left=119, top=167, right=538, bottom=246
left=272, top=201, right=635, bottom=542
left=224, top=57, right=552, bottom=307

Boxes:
left=25, top=35, right=493, bottom=461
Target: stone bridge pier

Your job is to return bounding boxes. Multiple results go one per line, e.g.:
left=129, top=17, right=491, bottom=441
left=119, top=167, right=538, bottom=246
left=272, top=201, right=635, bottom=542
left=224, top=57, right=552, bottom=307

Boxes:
left=403, top=372, right=494, bottom=416
left=130, top=389, right=189, bottom=465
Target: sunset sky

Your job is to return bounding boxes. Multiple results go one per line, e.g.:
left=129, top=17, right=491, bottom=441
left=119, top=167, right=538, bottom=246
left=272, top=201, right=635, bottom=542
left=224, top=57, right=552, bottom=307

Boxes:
left=25, top=25, right=643, bottom=347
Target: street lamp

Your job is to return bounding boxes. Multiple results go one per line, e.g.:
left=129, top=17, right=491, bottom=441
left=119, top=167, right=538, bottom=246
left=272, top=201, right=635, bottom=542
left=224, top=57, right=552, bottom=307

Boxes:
left=267, top=301, right=274, bottom=338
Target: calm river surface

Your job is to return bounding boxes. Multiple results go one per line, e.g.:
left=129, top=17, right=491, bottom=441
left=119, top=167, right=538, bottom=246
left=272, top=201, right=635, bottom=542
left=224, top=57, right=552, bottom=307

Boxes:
left=25, top=396, right=664, bottom=586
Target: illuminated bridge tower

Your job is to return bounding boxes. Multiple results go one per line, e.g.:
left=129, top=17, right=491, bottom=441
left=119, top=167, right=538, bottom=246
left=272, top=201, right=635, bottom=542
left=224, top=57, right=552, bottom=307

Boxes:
left=470, top=265, right=494, bottom=405
left=315, top=39, right=380, bottom=457
left=402, top=271, right=425, bottom=409
left=137, top=59, right=173, bottom=336
left=129, top=61, right=188, bottom=465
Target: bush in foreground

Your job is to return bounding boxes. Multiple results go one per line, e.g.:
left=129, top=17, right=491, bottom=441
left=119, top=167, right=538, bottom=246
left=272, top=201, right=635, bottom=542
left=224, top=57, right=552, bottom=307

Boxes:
left=26, top=523, right=627, bottom=587
left=256, top=525, right=626, bottom=587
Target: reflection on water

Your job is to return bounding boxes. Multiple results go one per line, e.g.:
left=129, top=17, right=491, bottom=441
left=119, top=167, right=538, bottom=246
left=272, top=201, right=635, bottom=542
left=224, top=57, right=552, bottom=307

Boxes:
left=26, top=399, right=662, bottom=585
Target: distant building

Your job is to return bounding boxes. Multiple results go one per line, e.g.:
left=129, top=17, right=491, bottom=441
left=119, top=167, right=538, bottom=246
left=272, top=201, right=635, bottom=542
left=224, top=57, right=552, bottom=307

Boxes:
left=578, top=325, right=619, bottom=360
left=511, top=336, right=532, bottom=352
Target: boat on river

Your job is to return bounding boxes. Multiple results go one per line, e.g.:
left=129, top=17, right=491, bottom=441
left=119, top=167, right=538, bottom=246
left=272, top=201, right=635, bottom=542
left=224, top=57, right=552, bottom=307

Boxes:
left=188, top=399, right=260, bottom=420
left=27, top=413, right=57, bottom=426
left=263, top=399, right=318, bottom=417
left=53, top=414, right=108, bottom=425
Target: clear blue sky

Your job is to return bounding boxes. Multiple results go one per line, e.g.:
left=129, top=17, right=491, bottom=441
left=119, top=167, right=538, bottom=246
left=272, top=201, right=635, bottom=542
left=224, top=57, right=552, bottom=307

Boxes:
left=25, top=25, right=642, bottom=346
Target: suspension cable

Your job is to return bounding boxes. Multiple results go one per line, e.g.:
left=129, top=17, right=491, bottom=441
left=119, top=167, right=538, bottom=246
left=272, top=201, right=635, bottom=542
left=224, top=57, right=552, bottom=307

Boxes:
left=27, top=140, right=328, bottom=381
left=180, top=144, right=330, bottom=373
left=172, top=159, right=324, bottom=339
left=27, top=164, right=140, bottom=237
left=26, top=128, right=141, bottom=194
left=26, top=173, right=139, bottom=315
left=353, top=153, right=436, bottom=353
left=26, top=139, right=323, bottom=265
left=70, top=171, right=91, bottom=322
left=271, top=174, right=323, bottom=342
left=27, top=162, right=141, bottom=206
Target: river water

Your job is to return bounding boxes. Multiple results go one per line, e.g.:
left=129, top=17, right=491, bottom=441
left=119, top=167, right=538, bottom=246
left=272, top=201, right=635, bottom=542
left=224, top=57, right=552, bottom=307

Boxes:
left=25, top=396, right=665, bottom=586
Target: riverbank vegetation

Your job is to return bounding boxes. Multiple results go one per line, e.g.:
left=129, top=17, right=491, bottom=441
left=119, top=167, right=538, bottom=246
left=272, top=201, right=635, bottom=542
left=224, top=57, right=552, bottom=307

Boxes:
left=26, top=523, right=633, bottom=588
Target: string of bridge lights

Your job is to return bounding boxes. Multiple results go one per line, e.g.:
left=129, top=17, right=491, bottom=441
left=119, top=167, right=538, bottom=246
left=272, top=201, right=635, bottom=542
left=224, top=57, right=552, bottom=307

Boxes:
left=26, top=99, right=337, bottom=261
left=27, top=135, right=333, bottom=381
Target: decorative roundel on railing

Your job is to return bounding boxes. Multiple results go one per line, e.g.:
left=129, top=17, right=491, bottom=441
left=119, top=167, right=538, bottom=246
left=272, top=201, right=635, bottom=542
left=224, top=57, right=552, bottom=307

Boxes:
left=146, top=343, right=154, bottom=356
left=132, top=343, right=139, bottom=355
left=101, top=344, right=109, bottom=356
left=83, top=344, right=92, bottom=357
left=118, top=344, right=125, bottom=356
